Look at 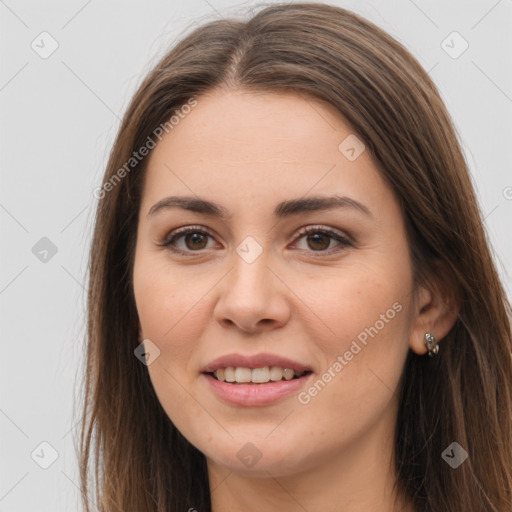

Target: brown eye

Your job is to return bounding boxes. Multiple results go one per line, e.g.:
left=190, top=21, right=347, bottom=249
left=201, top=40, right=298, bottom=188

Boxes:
left=161, top=226, right=216, bottom=254
left=306, top=232, right=331, bottom=251
left=184, top=232, right=208, bottom=250
left=293, top=226, right=352, bottom=254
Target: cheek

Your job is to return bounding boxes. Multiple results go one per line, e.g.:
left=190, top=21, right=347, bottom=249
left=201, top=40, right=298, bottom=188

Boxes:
left=305, top=261, right=409, bottom=348
left=296, top=261, right=412, bottom=424
left=133, top=264, right=210, bottom=433
left=133, top=255, right=224, bottom=426
left=134, top=256, right=212, bottom=357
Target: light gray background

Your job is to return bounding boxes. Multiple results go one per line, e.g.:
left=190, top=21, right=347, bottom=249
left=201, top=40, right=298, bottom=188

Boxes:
left=1, top=0, right=511, bottom=510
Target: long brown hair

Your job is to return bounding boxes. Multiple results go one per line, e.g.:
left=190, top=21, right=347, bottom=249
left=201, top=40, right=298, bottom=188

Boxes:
left=79, top=3, right=512, bottom=511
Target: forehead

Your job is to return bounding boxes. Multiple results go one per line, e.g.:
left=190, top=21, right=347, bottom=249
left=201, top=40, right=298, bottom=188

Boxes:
left=141, top=89, right=392, bottom=215
left=149, top=89, right=355, bottom=165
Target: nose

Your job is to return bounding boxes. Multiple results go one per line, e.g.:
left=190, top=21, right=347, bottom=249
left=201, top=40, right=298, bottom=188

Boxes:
left=213, top=252, right=291, bottom=334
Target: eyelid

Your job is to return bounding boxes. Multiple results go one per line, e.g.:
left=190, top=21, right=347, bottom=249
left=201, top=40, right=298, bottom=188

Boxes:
left=159, top=224, right=353, bottom=255
left=159, top=224, right=218, bottom=255
left=290, top=225, right=353, bottom=254
left=293, top=225, right=352, bottom=243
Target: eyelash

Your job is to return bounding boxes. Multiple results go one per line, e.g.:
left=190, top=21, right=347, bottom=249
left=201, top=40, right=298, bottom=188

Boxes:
left=159, top=224, right=353, bottom=257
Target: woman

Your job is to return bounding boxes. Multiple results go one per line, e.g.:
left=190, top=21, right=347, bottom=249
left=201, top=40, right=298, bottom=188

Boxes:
left=80, top=3, right=512, bottom=511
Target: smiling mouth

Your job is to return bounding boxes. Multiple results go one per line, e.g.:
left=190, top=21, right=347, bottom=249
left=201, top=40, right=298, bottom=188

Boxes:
left=206, top=366, right=313, bottom=384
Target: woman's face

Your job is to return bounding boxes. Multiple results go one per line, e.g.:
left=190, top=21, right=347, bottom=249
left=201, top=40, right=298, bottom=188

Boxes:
left=133, top=89, right=421, bottom=478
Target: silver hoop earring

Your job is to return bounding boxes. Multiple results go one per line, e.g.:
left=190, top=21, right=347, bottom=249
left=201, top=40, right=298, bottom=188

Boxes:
left=424, top=332, right=439, bottom=357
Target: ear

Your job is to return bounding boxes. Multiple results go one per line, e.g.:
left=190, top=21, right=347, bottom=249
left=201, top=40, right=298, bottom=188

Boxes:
left=409, top=260, right=461, bottom=355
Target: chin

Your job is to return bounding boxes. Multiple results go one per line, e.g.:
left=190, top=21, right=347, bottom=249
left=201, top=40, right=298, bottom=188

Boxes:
left=200, top=434, right=317, bottom=478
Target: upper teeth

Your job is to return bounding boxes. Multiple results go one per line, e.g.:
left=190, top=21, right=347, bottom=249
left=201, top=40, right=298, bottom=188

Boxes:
left=214, top=366, right=306, bottom=384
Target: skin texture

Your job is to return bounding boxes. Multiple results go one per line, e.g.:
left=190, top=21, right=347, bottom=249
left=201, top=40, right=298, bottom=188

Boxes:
left=132, top=89, right=457, bottom=512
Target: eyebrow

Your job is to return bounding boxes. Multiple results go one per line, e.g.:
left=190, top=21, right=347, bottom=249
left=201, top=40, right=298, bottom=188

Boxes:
left=147, top=195, right=372, bottom=219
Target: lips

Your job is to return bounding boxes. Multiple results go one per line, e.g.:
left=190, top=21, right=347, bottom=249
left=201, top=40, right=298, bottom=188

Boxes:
left=201, top=353, right=314, bottom=406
